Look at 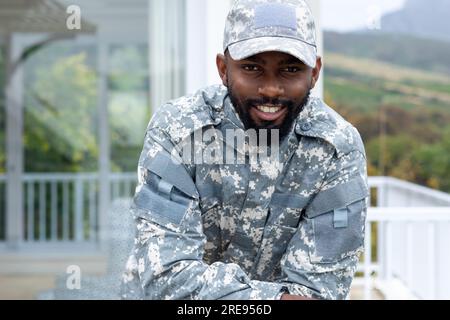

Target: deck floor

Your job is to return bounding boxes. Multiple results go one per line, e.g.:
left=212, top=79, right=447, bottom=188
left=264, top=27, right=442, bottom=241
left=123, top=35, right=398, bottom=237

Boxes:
left=0, top=249, right=384, bottom=300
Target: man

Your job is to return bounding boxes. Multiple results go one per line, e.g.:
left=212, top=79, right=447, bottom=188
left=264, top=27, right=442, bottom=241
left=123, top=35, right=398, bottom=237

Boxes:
left=121, top=0, right=369, bottom=300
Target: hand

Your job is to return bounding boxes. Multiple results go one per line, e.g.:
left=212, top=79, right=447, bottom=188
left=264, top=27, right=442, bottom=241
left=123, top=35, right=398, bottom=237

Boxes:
left=280, top=294, right=317, bottom=300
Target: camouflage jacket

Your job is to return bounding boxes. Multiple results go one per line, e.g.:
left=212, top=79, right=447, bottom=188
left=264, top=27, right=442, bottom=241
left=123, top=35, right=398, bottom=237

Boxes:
left=121, top=85, right=369, bottom=300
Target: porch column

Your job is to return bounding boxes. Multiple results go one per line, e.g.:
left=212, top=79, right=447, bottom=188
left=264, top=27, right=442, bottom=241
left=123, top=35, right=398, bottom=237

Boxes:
left=149, top=0, right=186, bottom=110
left=97, top=40, right=110, bottom=248
left=5, top=34, right=24, bottom=248
left=185, top=0, right=232, bottom=93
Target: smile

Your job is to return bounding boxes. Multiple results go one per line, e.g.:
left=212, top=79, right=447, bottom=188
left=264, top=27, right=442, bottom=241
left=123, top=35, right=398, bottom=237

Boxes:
left=256, top=105, right=283, bottom=113
left=251, top=105, right=287, bottom=122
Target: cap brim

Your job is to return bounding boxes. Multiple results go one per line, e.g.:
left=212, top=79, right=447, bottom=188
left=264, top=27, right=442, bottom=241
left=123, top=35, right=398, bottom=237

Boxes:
left=228, top=36, right=317, bottom=68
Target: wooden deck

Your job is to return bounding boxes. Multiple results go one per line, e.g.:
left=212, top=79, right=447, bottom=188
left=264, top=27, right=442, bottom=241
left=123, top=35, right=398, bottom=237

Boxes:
left=0, top=246, right=108, bottom=300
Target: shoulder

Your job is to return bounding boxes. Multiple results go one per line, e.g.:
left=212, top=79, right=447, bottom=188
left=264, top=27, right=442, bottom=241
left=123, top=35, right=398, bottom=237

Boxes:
left=296, top=97, right=365, bottom=158
left=147, top=85, right=227, bottom=145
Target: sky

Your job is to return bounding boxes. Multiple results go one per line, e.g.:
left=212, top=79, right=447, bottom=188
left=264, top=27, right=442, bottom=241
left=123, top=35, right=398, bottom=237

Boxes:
left=321, top=0, right=406, bottom=32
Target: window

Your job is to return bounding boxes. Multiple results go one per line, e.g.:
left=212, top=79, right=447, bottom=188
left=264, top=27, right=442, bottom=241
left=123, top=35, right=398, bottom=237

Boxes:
left=0, top=0, right=187, bottom=243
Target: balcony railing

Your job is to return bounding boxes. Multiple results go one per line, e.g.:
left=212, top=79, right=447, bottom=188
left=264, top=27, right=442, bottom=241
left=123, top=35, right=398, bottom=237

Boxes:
left=0, top=172, right=136, bottom=243
left=358, top=177, right=450, bottom=300
left=1, top=173, right=450, bottom=299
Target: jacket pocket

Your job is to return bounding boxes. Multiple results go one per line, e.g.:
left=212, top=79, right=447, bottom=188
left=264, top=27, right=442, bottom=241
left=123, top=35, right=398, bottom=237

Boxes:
left=305, top=178, right=369, bottom=264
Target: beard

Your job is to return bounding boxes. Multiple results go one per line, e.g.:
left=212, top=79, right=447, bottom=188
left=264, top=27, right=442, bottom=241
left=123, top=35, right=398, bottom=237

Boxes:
left=227, top=80, right=311, bottom=144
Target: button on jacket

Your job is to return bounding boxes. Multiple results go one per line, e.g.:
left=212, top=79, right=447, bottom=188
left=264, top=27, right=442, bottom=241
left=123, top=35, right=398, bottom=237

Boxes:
left=121, top=85, right=369, bottom=300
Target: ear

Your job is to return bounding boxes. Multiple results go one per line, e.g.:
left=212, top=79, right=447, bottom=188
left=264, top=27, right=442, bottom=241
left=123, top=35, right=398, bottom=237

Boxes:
left=310, top=56, right=322, bottom=89
left=216, top=53, right=228, bottom=86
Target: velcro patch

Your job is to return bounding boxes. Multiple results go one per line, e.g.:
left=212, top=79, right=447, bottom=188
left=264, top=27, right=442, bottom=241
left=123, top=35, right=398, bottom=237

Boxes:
left=254, top=3, right=297, bottom=31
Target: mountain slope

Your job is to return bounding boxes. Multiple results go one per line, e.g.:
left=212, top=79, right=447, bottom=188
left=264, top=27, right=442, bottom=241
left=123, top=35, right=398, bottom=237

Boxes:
left=324, top=31, right=450, bottom=75
left=324, top=52, right=450, bottom=112
left=381, top=0, right=450, bottom=42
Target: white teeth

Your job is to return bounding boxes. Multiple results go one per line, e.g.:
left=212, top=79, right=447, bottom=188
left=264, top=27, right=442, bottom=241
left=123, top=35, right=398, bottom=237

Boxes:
left=256, top=105, right=282, bottom=113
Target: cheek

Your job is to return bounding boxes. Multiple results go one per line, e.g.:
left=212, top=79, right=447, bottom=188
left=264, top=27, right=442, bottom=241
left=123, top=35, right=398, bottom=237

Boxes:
left=229, top=75, right=257, bottom=97
left=286, top=79, right=311, bottom=98
left=234, top=76, right=254, bottom=89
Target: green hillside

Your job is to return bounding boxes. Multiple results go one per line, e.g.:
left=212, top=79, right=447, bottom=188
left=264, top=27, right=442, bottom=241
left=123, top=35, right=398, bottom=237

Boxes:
left=324, top=52, right=450, bottom=112
left=323, top=48, right=450, bottom=192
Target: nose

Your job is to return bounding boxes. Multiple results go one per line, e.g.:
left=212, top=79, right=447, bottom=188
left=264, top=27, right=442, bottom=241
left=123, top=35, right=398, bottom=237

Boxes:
left=258, top=80, right=284, bottom=99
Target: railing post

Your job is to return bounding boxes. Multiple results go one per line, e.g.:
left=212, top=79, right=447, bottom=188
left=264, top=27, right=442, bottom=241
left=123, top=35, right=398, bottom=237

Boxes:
left=62, top=181, right=69, bottom=241
left=26, top=181, right=34, bottom=241
left=364, top=220, right=372, bottom=300
left=406, top=222, right=414, bottom=289
left=74, top=177, right=83, bottom=241
left=39, top=181, right=46, bottom=241
left=51, top=182, right=57, bottom=241
left=427, top=222, right=437, bottom=299
left=385, top=222, right=393, bottom=282
left=377, top=179, right=387, bottom=280
left=89, top=180, right=97, bottom=242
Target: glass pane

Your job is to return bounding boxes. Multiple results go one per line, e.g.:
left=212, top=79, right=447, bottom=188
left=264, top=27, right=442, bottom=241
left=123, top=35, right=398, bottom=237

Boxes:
left=109, top=44, right=150, bottom=173
left=0, top=0, right=161, bottom=244
left=0, top=0, right=186, bottom=300
left=23, top=39, right=98, bottom=241
left=24, top=42, right=98, bottom=173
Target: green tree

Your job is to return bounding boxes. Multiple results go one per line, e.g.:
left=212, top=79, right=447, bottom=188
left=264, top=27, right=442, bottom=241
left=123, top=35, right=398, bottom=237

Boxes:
left=24, top=52, right=98, bottom=172
left=412, top=127, right=450, bottom=191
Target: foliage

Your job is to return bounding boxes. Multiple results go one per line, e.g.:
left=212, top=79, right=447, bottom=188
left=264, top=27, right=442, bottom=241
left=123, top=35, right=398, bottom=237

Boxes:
left=0, top=42, right=150, bottom=174
left=24, top=52, right=98, bottom=172
left=108, top=45, right=150, bottom=172
left=324, top=44, right=450, bottom=193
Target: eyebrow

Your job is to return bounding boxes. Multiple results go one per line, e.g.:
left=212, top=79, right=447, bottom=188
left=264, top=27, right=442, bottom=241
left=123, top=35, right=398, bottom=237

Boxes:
left=279, top=57, right=304, bottom=65
left=242, top=56, right=265, bottom=64
left=241, top=56, right=304, bottom=66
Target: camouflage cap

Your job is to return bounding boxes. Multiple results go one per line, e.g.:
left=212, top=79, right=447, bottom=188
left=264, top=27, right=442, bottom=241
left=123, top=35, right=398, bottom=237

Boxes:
left=223, top=0, right=317, bottom=68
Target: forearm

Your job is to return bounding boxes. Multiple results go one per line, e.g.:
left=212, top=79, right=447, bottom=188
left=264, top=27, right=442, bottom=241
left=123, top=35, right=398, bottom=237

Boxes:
left=280, top=294, right=318, bottom=300
left=133, top=216, right=287, bottom=300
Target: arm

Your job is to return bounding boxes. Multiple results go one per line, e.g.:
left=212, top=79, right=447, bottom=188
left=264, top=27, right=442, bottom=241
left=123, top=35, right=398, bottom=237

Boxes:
left=278, top=148, right=369, bottom=300
left=280, top=294, right=317, bottom=300
left=122, top=127, right=288, bottom=300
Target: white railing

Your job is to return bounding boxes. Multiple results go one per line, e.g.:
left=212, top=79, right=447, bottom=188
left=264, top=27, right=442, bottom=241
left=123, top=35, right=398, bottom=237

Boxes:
left=2, top=174, right=450, bottom=299
left=358, top=177, right=450, bottom=300
left=0, top=172, right=136, bottom=243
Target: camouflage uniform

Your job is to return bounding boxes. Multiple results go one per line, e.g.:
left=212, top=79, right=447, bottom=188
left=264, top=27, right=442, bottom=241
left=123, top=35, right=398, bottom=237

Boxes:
left=121, top=85, right=369, bottom=300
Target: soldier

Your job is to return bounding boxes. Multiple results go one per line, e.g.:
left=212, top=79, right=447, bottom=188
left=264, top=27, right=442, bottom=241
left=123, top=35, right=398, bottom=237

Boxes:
left=121, top=0, right=369, bottom=300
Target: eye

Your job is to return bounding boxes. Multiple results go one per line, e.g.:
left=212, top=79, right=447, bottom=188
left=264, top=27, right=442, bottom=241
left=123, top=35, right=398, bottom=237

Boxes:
left=282, top=66, right=301, bottom=73
left=242, top=65, right=261, bottom=72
